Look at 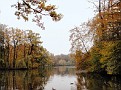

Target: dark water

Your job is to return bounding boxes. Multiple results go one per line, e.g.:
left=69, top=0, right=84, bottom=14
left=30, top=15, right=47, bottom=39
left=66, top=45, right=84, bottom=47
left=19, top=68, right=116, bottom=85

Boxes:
left=0, top=66, right=121, bottom=90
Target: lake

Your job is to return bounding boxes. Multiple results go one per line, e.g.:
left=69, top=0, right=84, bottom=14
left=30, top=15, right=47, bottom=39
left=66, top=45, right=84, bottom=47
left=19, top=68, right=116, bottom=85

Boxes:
left=0, top=66, right=121, bottom=90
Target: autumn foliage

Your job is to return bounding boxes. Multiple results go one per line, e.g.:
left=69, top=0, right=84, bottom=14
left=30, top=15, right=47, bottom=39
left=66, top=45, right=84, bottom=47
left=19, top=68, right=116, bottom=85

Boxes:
left=12, top=0, right=63, bottom=29
left=0, top=24, right=52, bottom=69
left=70, top=0, right=121, bottom=75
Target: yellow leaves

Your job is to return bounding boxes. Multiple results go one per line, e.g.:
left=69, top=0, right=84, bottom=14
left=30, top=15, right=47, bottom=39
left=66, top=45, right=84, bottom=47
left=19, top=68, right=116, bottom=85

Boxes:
left=49, top=11, right=57, bottom=17
left=39, top=2, right=45, bottom=9
left=39, top=1, right=56, bottom=11
left=21, top=14, right=28, bottom=21
left=99, top=41, right=118, bottom=63
left=13, top=0, right=63, bottom=28
left=74, top=50, right=83, bottom=65
left=49, top=11, right=63, bottom=21
left=45, top=5, right=56, bottom=11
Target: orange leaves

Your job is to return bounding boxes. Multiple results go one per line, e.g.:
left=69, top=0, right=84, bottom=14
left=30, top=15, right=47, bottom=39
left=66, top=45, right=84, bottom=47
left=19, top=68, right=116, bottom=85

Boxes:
left=45, top=5, right=56, bottom=11
left=21, top=14, right=28, bottom=21
left=39, top=2, right=45, bottom=9
left=12, top=0, right=63, bottom=29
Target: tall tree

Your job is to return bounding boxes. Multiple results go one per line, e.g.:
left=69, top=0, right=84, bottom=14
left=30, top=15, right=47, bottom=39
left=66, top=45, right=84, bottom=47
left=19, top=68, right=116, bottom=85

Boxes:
left=69, top=23, right=91, bottom=54
left=88, top=0, right=121, bottom=74
left=0, top=24, right=6, bottom=68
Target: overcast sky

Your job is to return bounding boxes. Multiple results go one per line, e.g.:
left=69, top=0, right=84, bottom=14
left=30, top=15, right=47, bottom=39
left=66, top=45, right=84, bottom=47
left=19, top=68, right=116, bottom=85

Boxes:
left=0, top=0, right=95, bottom=55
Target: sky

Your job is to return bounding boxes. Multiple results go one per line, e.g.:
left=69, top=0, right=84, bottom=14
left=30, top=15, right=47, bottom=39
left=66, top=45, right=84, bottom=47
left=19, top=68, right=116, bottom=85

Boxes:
left=0, top=0, right=95, bottom=55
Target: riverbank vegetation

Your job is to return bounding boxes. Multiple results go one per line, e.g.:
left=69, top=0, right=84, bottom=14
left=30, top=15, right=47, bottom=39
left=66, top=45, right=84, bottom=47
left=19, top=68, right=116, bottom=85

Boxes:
left=0, top=24, right=52, bottom=69
left=70, top=0, right=121, bottom=75
left=0, top=24, right=75, bottom=69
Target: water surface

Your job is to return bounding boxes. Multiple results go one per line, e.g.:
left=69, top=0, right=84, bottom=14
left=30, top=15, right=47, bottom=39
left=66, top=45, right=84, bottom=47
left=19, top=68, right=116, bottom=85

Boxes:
left=44, top=66, right=77, bottom=90
left=0, top=66, right=121, bottom=90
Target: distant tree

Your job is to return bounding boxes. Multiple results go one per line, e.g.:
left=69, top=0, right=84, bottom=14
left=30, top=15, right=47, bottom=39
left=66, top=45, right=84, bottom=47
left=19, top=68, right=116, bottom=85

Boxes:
left=51, top=54, right=75, bottom=66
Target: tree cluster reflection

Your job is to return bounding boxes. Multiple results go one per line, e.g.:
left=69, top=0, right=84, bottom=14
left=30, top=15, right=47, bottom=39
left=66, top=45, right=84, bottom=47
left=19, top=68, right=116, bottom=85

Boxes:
left=0, top=67, right=121, bottom=90
left=0, top=68, right=50, bottom=90
left=77, top=73, right=121, bottom=90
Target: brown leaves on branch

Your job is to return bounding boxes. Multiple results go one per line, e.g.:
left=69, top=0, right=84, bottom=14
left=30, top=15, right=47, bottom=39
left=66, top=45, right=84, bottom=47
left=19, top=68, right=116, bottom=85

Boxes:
left=12, top=0, right=63, bottom=30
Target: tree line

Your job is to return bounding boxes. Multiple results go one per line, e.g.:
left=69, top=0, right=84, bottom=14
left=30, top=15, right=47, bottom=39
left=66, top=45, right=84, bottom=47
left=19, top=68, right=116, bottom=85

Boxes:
left=70, top=0, right=121, bottom=75
left=0, top=24, right=52, bottom=69
left=50, top=54, right=75, bottom=66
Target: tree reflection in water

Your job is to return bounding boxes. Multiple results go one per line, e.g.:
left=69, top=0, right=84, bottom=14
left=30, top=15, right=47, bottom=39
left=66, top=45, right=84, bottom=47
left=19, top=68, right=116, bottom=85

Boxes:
left=76, top=73, right=121, bottom=90
left=0, top=68, right=52, bottom=90
left=1, top=67, right=121, bottom=90
left=0, top=67, right=76, bottom=90
left=53, top=66, right=76, bottom=76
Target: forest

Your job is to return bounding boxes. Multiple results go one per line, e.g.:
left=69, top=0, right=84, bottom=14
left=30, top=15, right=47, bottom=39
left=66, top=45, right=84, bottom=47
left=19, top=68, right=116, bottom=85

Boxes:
left=0, top=24, right=75, bottom=69
left=0, top=24, right=54, bottom=69
left=70, top=0, right=121, bottom=75
left=0, top=0, right=120, bottom=76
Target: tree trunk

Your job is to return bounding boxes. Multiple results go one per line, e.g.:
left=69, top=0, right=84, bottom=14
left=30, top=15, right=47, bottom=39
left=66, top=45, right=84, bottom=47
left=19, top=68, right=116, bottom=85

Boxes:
left=13, top=41, right=16, bottom=69
left=6, top=43, right=10, bottom=68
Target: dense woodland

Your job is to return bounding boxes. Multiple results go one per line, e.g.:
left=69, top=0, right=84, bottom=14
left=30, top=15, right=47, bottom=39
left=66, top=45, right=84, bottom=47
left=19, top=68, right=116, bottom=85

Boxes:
left=0, top=24, right=53, bottom=69
left=70, top=0, right=121, bottom=75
